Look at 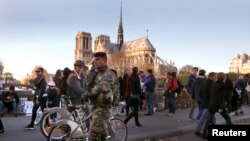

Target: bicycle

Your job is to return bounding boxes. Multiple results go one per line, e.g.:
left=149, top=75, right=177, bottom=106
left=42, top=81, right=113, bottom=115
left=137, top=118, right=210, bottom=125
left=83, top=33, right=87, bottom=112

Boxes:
left=47, top=104, right=127, bottom=141
left=39, top=95, right=85, bottom=138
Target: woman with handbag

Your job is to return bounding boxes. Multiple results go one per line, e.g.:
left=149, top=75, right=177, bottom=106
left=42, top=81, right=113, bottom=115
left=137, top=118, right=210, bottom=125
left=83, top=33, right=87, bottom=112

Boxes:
left=124, top=67, right=143, bottom=128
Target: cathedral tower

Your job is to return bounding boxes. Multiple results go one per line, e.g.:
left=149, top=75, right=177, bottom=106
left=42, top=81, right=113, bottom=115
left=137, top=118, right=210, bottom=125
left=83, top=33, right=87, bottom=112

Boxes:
left=117, top=2, right=124, bottom=50
left=75, top=32, right=93, bottom=63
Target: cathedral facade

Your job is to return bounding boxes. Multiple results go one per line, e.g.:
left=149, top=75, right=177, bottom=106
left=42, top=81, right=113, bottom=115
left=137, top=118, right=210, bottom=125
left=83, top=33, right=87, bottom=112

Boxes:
left=75, top=5, right=174, bottom=76
left=229, top=53, right=250, bottom=74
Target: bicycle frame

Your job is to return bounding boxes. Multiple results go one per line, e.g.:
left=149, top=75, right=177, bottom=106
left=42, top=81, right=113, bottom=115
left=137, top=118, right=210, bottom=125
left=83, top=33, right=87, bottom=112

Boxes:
left=48, top=104, right=127, bottom=141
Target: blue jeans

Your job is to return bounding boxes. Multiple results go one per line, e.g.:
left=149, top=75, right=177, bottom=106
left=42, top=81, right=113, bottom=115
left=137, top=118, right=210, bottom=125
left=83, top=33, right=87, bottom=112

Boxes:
left=196, top=101, right=205, bottom=120
left=167, top=91, right=176, bottom=114
left=195, top=109, right=213, bottom=135
left=0, top=102, right=17, bottom=114
left=146, top=92, right=154, bottom=114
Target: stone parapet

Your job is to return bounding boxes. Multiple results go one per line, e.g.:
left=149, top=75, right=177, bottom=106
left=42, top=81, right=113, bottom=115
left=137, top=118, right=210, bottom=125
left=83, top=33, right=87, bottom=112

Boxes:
left=154, top=88, right=191, bottom=111
left=0, top=90, right=33, bottom=114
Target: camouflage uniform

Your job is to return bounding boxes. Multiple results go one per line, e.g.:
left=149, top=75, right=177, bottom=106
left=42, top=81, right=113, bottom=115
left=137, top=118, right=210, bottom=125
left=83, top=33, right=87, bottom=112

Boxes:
left=88, top=67, right=120, bottom=141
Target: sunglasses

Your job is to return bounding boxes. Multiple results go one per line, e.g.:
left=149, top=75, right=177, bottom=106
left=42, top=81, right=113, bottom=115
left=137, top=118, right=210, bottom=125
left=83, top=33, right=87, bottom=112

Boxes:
left=35, top=70, right=40, bottom=73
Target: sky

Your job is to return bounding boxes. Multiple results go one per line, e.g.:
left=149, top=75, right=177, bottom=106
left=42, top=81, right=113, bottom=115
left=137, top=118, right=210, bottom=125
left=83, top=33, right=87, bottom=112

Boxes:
left=0, top=0, right=250, bottom=80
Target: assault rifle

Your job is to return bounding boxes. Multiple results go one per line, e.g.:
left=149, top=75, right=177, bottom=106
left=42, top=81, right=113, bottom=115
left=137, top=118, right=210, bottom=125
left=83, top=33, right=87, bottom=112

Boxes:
left=84, top=67, right=98, bottom=102
left=86, top=67, right=98, bottom=92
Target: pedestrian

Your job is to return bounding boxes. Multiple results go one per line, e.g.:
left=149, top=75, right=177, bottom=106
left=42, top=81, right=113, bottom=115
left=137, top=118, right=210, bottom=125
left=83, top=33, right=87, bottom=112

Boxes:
left=1, top=85, right=20, bottom=117
left=224, top=74, right=234, bottom=114
left=194, top=72, right=217, bottom=138
left=191, top=69, right=206, bottom=120
left=166, top=72, right=178, bottom=116
left=244, top=74, right=250, bottom=104
left=87, top=52, right=120, bottom=141
left=163, top=72, right=172, bottom=109
left=123, top=68, right=131, bottom=116
left=66, top=60, right=87, bottom=105
left=25, top=66, right=47, bottom=129
left=143, top=69, right=156, bottom=115
left=118, top=73, right=125, bottom=113
left=235, top=75, right=245, bottom=105
left=0, top=118, right=4, bottom=133
left=46, top=81, right=59, bottom=119
left=58, top=67, right=72, bottom=96
left=0, top=93, right=3, bottom=118
left=185, top=67, right=198, bottom=120
left=124, top=67, right=143, bottom=127
left=138, top=71, right=147, bottom=111
left=208, top=72, right=232, bottom=125
left=245, top=75, right=250, bottom=105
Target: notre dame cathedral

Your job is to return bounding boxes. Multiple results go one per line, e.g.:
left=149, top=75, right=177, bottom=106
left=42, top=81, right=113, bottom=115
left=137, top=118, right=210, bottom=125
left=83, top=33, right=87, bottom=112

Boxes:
left=74, top=5, right=175, bottom=76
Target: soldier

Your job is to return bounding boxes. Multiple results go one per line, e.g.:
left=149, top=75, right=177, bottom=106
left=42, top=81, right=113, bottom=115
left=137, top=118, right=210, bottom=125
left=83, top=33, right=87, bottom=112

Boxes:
left=87, top=52, right=120, bottom=141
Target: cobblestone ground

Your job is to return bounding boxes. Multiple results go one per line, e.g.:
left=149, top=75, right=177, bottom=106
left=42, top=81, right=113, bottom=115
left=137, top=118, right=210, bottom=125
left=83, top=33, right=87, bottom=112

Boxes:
left=144, top=118, right=250, bottom=141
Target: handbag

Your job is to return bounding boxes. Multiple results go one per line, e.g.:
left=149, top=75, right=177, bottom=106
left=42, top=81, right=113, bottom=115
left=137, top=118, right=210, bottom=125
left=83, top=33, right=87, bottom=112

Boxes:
left=130, top=93, right=140, bottom=101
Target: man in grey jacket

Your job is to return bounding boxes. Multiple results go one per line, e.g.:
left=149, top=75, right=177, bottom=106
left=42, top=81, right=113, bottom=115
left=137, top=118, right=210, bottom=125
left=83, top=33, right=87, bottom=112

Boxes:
left=66, top=60, right=88, bottom=105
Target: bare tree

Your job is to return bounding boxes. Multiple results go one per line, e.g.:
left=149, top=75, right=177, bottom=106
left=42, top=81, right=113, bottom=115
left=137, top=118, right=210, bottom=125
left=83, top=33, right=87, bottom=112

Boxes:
left=4, top=72, right=13, bottom=84
left=0, top=61, right=3, bottom=79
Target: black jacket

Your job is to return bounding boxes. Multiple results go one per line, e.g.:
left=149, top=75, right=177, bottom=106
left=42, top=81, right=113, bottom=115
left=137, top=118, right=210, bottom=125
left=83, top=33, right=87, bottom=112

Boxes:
left=47, top=88, right=59, bottom=107
left=208, top=81, right=226, bottom=113
left=200, top=79, right=214, bottom=108
left=30, top=75, right=47, bottom=103
left=3, top=91, right=19, bottom=104
left=191, top=76, right=206, bottom=102
left=129, top=76, right=141, bottom=96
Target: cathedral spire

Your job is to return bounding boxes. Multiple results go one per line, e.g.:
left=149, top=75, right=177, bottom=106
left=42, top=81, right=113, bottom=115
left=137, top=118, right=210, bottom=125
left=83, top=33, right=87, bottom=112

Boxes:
left=117, top=1, right=124, bottom=50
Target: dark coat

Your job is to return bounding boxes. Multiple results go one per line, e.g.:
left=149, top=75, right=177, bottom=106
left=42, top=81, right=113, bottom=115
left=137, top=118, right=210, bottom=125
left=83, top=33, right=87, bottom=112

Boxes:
left=191, top=76, right=206, bottom=102
left=118, top=77, right=124, bottom=100
left=185, top=74, right=196, bottom=94
left=67, top=72, right=87, bottom=105
left=200, top=79, right=214, bottom=108
left=30, top=75, right=47, bottom=103
left=3, top=91, right=19, bottom=104
left=123, top=74, right=130, bottom=99
left=208, top=80, right=226, bottom=113
left=129, top=76, right=141, bottom=96
left=47, top=88, right=59, bottom=107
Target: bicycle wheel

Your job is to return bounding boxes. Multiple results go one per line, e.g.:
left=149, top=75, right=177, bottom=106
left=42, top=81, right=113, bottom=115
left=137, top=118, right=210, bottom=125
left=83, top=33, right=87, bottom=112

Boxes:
left=47, top=122, right=87, bottom=141
left=109, top=118, right=127, bottom=141
left=40, top=111, right=64, bottom=138
left=47, top=123, right=71, bottom=141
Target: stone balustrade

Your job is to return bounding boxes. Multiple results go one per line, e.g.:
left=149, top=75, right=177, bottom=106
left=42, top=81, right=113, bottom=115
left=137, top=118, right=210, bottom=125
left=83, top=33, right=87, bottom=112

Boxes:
left=0, top=90, right=33, bottom=114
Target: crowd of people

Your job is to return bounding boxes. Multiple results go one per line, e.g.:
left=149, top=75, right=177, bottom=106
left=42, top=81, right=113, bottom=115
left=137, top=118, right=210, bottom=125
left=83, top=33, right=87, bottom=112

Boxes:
left=20, top=51, right=154, bottom=141
left=184, top=67, right=250, bottom=139
left=0, top=54, right=250, bottom=140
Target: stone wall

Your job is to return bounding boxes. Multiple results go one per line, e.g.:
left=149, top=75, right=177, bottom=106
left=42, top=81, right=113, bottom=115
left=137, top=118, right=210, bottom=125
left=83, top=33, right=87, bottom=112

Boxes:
left=0, top=90, right=33, bottom=114
left=154, top=88, right=191, bottom=112
left=0, top=90, right=32, bottom=96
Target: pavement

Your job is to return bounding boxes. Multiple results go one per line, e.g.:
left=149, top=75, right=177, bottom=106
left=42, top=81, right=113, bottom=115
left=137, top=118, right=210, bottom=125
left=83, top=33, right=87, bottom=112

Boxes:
left=127, top=105, right=250, bottom=141
left=0, top=105, right=250, bottom=141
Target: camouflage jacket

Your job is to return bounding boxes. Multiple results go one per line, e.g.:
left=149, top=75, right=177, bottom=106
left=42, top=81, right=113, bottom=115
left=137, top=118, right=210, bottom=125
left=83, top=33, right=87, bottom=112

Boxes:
left=89, top=66, right=120, bottom=108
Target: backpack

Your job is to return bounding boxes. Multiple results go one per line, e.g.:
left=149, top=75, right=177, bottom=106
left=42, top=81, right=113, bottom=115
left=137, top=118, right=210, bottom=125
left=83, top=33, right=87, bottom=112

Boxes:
left=174, top=79, right=184, bottom=94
